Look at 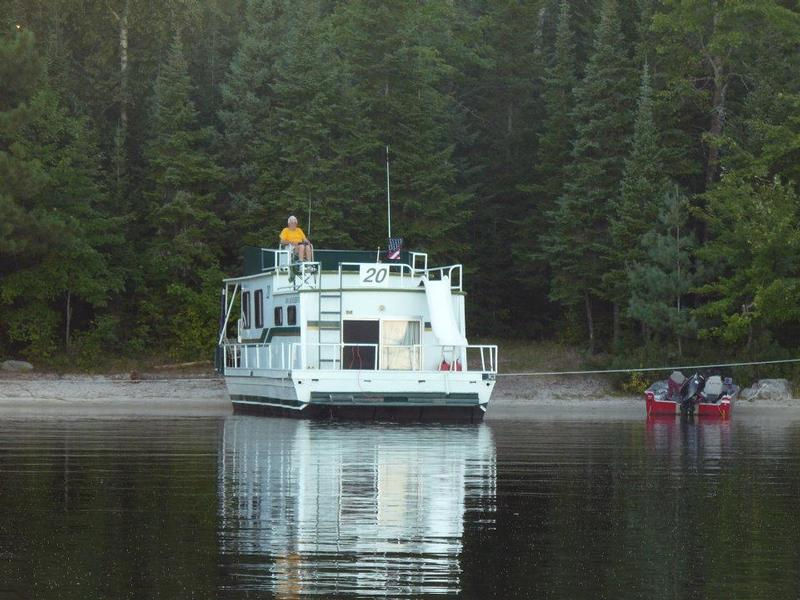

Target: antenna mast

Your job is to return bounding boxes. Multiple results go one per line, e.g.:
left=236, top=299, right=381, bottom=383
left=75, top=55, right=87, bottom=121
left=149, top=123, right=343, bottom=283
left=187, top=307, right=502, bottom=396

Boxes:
left=385, top=145, right=392, bottom=238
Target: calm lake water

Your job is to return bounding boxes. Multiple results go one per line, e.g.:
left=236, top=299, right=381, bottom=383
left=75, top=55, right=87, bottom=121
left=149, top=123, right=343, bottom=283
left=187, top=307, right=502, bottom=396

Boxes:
left=1, top=413, right=799, bottom=599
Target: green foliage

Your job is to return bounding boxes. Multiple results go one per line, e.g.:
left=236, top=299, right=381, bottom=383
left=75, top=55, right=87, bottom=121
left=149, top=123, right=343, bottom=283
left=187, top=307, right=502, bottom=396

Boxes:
left=218, top=0, right=287, bottom=246
left=695, top=177, right=800, bottom=345
left=165, top=268, right=225, bottom=360
left=2, top=2, right=800, bottom=368
left=607, top=63, right=667, bottom=311
left=620, top=371, right=649, bottom=395
left=542, top=0, right=636, bottom=350
left=137, top=33, right=224, bottom=359
left=0, top=31, right=122, bottom=360
left=535, top=0, right=577, bottom=208
left=627, top=185, right=696, bottom=353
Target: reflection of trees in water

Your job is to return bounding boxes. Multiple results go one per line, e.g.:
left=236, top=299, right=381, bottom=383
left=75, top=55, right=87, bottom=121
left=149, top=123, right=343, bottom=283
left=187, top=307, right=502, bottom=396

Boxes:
left=461, top=420, right=800, bottom=600
left=0, top=419, right=222, bottom=599
left=218, top=418, right=496, bottom=597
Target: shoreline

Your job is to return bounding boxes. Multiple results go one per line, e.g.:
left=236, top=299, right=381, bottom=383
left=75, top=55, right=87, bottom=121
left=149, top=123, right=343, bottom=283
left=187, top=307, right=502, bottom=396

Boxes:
left=0, top=373, right=798, bottom=419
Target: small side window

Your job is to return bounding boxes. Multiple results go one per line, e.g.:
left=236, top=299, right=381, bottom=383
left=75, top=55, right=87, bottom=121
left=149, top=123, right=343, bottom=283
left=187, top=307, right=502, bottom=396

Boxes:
left=254, top=290, right=263, bottom=328
left=274, top=306, right=283, bottom=326
left=287, top=305, right=297, bottom=326
left=242, top=291, right=251, bottom=329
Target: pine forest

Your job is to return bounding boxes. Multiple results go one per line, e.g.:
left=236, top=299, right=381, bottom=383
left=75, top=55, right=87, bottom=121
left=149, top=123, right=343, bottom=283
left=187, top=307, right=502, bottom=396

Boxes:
left=2, top=0, right=800, bottom=372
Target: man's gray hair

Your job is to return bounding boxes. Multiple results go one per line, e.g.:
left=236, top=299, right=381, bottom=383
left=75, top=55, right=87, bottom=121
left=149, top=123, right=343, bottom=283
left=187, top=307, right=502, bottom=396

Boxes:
left=288, top=215, right=298, bottom=224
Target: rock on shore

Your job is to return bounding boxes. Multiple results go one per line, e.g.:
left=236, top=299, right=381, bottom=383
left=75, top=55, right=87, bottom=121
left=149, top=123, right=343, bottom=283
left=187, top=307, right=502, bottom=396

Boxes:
left=1, top=360, right=34, bottom=372
left=740, top=379, right=792, bottom=402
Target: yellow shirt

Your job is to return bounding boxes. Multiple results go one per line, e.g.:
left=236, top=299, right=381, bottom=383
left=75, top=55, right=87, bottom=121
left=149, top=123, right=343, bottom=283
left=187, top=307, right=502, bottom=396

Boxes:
left=280, top=227, right=306, bottom=245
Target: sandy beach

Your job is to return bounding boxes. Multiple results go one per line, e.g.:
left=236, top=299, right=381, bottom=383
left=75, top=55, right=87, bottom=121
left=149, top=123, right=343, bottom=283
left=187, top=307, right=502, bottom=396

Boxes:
left=0, top=372, right=796, bottom=419
left=0, top=374, right=231, bottom=417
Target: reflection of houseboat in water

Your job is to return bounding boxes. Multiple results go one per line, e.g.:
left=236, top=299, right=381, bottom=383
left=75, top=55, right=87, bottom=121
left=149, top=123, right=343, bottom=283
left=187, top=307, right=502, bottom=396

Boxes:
left=217, top=417, right=496, bottom=597
left=216, top=247, right=498, bottom=420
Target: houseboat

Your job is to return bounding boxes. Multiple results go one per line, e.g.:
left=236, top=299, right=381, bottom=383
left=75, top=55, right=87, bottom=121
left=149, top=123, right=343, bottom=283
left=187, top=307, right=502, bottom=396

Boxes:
left=215, top=246, right=498, bottom=421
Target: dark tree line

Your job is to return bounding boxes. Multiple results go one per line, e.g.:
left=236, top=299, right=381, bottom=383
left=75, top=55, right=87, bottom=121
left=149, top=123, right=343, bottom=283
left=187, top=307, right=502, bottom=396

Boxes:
left=1, top=0, right=799, bottom=366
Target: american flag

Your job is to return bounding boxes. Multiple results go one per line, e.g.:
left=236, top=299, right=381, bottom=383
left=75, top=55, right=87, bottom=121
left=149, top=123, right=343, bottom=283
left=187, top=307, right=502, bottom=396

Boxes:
left=386, top=237, right=403, bottom=260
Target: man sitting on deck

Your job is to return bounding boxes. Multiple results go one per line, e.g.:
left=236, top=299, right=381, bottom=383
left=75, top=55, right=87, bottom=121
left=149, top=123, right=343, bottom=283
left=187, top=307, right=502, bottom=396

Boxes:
left=279, top=215, right=312, bottom=261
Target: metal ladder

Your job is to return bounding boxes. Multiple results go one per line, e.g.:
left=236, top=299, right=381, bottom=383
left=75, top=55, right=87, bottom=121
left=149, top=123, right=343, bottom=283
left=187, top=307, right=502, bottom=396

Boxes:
left=317, top=284, right=342, bottom=369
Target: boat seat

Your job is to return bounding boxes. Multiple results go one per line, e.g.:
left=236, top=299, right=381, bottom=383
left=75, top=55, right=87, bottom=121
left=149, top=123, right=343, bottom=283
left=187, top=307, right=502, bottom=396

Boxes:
left=704, top=375, right=723, bottom=403
left=668, top=371, right=686, bottom=398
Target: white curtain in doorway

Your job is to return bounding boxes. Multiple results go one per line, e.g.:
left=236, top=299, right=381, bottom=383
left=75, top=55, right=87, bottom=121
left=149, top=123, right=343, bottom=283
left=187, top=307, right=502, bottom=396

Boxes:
left=381, top=320, right=420, bottom=370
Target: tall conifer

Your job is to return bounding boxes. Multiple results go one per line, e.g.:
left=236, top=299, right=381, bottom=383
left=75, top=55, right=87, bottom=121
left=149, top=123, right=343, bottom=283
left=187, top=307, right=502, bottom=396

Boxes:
left=543, top=0, right=636, bottom=352
left=140, top=33, right=223, bottom=357
left=628, top=185, right=696, bottom=355
left=218, top=0, right=287, bottom=246
left=0, top=32, right=122, bottom=357
left=536, top=0, right=577, bottom=208
left=607, top=62, right=667, bottom=337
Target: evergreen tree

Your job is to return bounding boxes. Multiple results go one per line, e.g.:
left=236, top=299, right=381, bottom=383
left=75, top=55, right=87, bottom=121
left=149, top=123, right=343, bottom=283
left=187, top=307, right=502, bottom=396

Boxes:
left=218, top=0, right=288, bottom=248
left=628, top=185, right=696, bottom=356
left=460, top=0, right=548, bottom=335
left=695, top=177, right=800, bottom=349
left=511, top=1, right=577, bottom=336
left=270, top=1, right=375, bottom=249
left=138, top=33, right=224, bottom=358
left=652, top=1, right=800, bottom=195
left=328, top=0, right=471, bottom=258
left=0, top=31, right=122, bottom=359
left=535, top=0, right=577, bottom=209
left=542, top=0, right=636, bottom=352
left=607, top=62, right=668, bottom=339
left=4, top=1, right=800, bottom=364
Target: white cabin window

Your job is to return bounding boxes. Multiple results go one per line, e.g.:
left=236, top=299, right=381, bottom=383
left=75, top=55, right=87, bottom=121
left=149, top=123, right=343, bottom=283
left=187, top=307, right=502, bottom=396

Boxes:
left=274, top=306, right=283, bottom=326
left=242, top=292, right=251, bottom=329
left=380, top=320, right=421, bottom=370
left=254, top=290, right=263, bottom=328
left=287, top=305, right=296, bottom=326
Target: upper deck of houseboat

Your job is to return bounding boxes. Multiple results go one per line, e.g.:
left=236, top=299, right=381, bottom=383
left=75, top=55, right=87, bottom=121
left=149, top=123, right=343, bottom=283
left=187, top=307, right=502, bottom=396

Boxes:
left=223, top=246, right=463, bottom=293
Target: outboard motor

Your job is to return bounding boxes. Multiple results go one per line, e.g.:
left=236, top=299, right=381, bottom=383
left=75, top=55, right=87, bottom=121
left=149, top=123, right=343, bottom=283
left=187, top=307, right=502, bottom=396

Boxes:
left=680, top=372, right=705, bottom=417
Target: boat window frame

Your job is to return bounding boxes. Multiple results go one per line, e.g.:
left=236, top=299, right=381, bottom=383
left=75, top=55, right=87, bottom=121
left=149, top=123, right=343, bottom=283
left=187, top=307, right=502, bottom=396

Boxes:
left=242, top=291, right=251, bottom=329
left=287, top=305, right=297, bottom=326
left=274, top=306, right=283, bottom=326
left=254, top=289, right=264, bottom=328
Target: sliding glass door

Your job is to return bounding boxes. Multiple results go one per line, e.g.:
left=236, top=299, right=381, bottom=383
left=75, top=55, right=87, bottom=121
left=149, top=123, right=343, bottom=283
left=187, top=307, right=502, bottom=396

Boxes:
left=380, top=320, right=421, bottom=370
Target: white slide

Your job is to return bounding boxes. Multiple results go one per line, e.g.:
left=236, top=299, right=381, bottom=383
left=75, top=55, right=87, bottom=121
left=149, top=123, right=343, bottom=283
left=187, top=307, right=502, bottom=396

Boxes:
left=422, top=276, right=468, bottom=346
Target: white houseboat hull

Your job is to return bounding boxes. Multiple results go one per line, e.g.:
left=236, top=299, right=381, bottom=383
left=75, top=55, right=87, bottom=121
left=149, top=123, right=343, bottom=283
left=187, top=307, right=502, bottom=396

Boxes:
left=225, top=369, right=495, bottom=421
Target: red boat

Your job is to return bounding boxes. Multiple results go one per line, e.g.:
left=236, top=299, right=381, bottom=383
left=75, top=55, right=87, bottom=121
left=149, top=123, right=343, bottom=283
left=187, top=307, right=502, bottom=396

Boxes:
left=644, top=371, right=737, bottom=419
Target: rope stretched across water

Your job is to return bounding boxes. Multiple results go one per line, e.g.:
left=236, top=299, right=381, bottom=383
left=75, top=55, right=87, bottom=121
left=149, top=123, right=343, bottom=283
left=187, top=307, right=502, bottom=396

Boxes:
left=496, top=357, right=800, bottom=377
left=2, top=359, right=799, bottom=382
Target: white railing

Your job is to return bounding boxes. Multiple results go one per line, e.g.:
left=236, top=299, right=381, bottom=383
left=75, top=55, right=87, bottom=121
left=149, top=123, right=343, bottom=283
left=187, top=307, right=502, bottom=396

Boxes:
left=253, top=248, right=320, bottom=290
left=280, top=261, right=320, bottom=290
left=295, top=342, right=423, bottom=371
left=410, top=251, right=428, bottom=272
left=223, top=342, right=297, bottom=371
left=420, top=265, right=462, bottom=291
left=222, top=341, right=498, bottom=373
left=245, top=249, right=462, bottom=291
left=336, top=262, right=463, bottom=291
